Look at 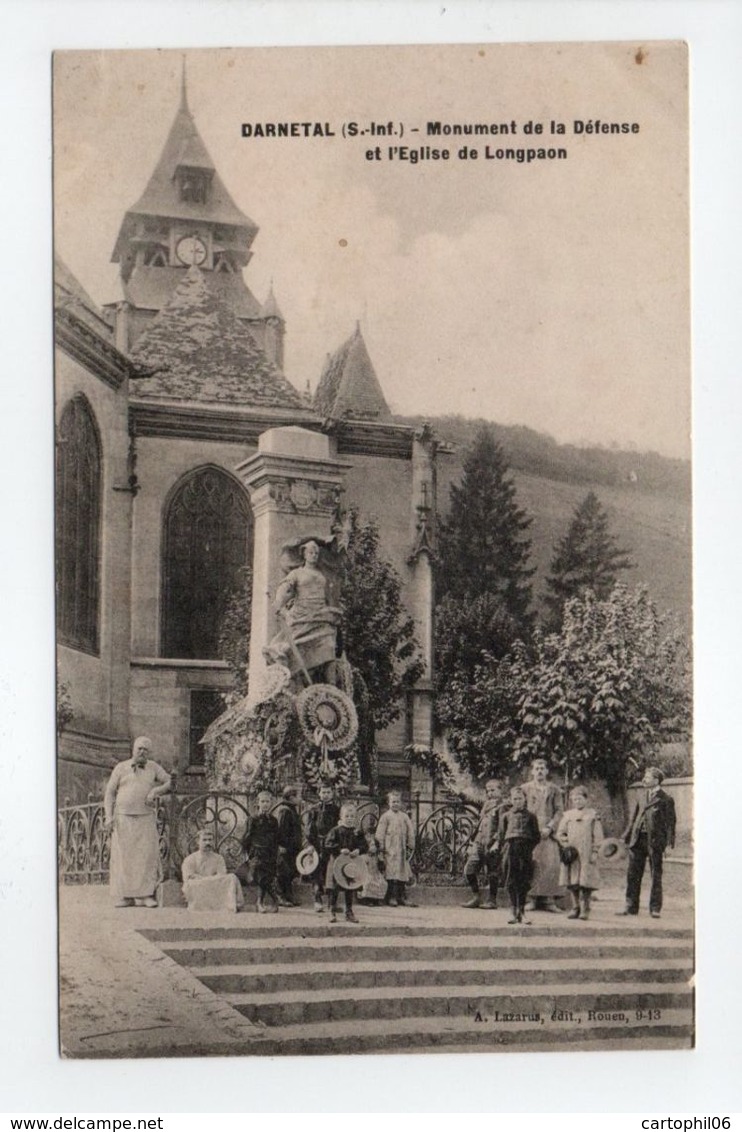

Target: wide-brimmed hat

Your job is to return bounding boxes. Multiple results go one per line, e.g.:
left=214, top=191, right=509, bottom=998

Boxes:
left=600, top=837, right=627, bottom=860
left=332, top=855, right=367, bottom=890
left=296, top=846, right=319, bottom=876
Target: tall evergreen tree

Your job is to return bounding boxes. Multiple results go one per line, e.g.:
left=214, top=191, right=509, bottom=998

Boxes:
left=340, top=508, right=423, bottom=731
left=437, top=427, right=534, bottom=628
left=544, top=491, right=633, bottom=631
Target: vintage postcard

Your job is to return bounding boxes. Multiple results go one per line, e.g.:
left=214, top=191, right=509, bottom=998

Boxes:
left=54, top=43, right=691, bottom=1059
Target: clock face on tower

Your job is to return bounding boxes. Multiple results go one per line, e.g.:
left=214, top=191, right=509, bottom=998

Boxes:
left=176, top=234, right=208, bottom=266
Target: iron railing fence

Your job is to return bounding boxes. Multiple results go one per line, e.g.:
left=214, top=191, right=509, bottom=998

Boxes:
left=58, top=790, right=480, bottom=886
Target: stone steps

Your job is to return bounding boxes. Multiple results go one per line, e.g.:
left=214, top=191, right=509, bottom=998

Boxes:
left=246, top=1007, right=693, bottom=1057
left=197, top=956, right=692, bottom=995
left=227, top=979, right=692, bottom=1027
left=149, top=919, right=694, bottom=1055
left=142, top=923, right=694, bottom=942
left=159, top=931, right=692, bottom=969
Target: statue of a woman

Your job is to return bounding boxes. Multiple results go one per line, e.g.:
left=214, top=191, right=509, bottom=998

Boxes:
left=264, top=540, right=343, bottom=681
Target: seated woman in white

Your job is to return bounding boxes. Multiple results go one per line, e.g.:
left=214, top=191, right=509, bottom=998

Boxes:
left=181, top=830, right=244, bottom=912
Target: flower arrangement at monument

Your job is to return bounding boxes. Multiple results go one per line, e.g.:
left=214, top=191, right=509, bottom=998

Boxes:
left=203, top=673, right=360, bottom=792
left=202, top=678, right=295, bottom=792
left=296, top=682, right=359, bottom=789
left=203, top=572, right=363, bottom=799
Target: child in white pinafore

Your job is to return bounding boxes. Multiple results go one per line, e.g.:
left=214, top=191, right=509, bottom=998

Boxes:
left=556, top=784, right=604, bottom=920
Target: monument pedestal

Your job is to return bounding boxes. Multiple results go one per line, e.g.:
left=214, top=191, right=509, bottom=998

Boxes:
left=235, top=427, right=351, bottom=699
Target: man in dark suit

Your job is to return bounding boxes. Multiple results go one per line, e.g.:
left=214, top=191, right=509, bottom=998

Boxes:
left=617, top=766, right=676, bottom=918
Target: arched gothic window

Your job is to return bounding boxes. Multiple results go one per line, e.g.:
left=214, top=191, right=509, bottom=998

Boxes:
left=162, top=467, right=252, bottom=659
left=56, top=395, right=102, bottom=653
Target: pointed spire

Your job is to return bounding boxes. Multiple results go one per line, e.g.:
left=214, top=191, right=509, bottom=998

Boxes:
left=261, top=282, right=284, bottom=321
left=113, top=72, right=255, bottom=244
left=180, top=55, right=189, bottom=113
left=313, top=324, right=390, bottom=420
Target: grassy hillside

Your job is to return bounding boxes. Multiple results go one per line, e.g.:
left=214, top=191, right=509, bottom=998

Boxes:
left=400, top=414, right=692, bottom=628
left=398, top=414, right=691, bottom=500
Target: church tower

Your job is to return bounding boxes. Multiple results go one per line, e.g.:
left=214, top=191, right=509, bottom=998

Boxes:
left=108, top=65, right=279, bottom=358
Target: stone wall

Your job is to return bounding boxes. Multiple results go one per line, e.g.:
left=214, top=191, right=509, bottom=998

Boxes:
left=129, top=659, right=233, bottom=779
left=55, top=346, right=133, bottom=798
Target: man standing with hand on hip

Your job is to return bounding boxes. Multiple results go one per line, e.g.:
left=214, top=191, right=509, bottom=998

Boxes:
left=104, top=736, right=171, bottom=908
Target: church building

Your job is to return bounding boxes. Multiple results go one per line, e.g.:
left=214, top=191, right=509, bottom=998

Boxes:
left=55, top=75, right=438, bottom=803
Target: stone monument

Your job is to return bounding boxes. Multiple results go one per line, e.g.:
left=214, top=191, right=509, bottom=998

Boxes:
left=202, top=426, right=361, bottom=792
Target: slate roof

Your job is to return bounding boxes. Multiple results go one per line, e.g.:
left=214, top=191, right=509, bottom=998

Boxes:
left=313, top=323, right=390, bottom=420
left=112, top=101, right=256, bottom=262
left=129, top=267, right=308, bottom=411
left=54, top=255, right=115, bottom=339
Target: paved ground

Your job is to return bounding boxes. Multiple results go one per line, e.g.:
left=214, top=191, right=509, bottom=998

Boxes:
left=59, top=869, right=693, bottom=1060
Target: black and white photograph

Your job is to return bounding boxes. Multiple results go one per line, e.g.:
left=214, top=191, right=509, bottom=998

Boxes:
left=53, top=42, right=692, bottom=1062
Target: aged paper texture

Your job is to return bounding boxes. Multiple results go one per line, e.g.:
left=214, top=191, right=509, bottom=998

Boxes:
left=54, top=43, right=691, bottom=1060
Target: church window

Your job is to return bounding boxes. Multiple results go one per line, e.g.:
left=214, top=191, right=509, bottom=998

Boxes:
left=56, top=395, right=102, bottom=654
left=162, top=467, right=252, bottom=659
left=188, top=689, right=225, bottom=769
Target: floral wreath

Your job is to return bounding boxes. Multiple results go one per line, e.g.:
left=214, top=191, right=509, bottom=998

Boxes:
left=248, top=663, right=292, bottom=708
left=302, top=745, right=358, bottom=791
left=296, top=683, right=359, bottom=752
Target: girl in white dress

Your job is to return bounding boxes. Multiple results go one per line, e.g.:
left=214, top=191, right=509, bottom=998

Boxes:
left=556, top=784, right=604, bottom=921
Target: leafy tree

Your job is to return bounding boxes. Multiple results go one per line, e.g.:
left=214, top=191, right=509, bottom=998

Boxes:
left=514, top=585, right=692, bottom=806
left=437, top=427, right=534, bottom=628
left=544, top=491, right=632, bottom=631
left=435, top=591, right=522, bottom=696
left=434, top=585, right=691, bottom=810
left=57, top=680, right=74, bottom=735
left=435, top=642, right=526, bottom=782
left=217, top=566, right=253, bottom=705
left=340, top=508, right=423, bottom=731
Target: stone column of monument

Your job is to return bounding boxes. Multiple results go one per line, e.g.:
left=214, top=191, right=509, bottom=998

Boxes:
left=235, top=426, right=351, bottom=698
left=408, top=426, right=437, bottom=781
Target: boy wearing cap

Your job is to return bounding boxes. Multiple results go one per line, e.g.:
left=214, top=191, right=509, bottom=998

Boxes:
left=618, top=766, right=676, bottom=918
left=240, top=791, right=280, bottom=913
left=497, top=786, right=541, bottom=924
left=462, top=778, right=509, bottom=909
left=274, top=784, right=303, bottom=906
left=324, top=800, right=367, bottom=923
left=305, top=782, right=341, bottom=913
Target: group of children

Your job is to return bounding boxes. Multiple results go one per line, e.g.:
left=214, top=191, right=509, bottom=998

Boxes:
left=236, top=785, right=415, bottom=923
left=182, top=765, right=607, bottom=925
left=463, top=770, right=604, bottom=924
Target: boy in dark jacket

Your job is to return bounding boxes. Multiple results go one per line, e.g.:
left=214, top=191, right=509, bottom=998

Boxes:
left=324, top=800, right=367, bottom=923
left=497, top=786, right=541, bottom=924
left=305, top=782, right=341, bottom=913
left=240, top=791, right=280, bottom=913
left=462, top=778, right=509, bottom=909
left=273, top=784, right=303, bottom=906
